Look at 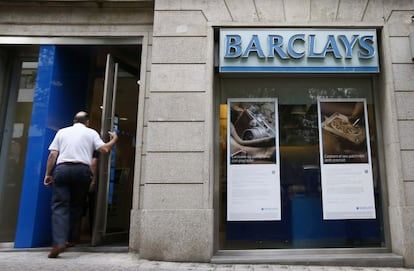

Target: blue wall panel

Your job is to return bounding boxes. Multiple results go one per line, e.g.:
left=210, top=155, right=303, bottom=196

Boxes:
left=14, top=45, right=90, bottom=247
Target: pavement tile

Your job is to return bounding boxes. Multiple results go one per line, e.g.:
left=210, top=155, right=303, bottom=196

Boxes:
left=272, top=266, right=291, bottom=271
left=234, top=264, right=255, bottom=270
left=179, top=262, right=203, bottom=270
left=158, top=261, right=182, bottom=270
left=194, top=263, right=217, bottom=271
left=252, top=264, right=275, bottom=271
left=195, top=267, right=216, bottom=271
left=2, top=251, right=414, bottom=271
left=138, top=261, right=163, bottom=271
left=215, top=264, right=235, bottom=271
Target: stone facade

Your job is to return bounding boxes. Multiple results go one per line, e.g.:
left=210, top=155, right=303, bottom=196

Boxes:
left=0, top=0, right=414, bottom=267
left=145, top=0, right=414, bottom=265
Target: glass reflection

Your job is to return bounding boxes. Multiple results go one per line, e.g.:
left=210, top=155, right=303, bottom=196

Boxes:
left=0, top=62, right=37, bottom=242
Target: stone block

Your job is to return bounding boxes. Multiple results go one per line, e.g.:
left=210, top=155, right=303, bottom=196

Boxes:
left=144, top=152, right=204, bottom=183
left=129, top=209, right=141, bottom=251
left=310, top=0, right=338, bottom=22
left=139, top=186, right=145, bottom=206
left=404, top=182, right=414, bottom=206
left=392, top=64, right=414, bottom=91
left=383, top=142, right=405, bottom=207
left=147, top=92, right=206, bottom=121
left=143, top=183, right=203, bottom=209
left=155, top=0, right=235, bottom=22
left=381, top=107, right=400, bottom=146
left=398, top=121, right=414, bottom=149
left=153, top=11, right=207, bottom=36
left=388, top=11, right=414, bottom=36
left=401, top=206, right=414, bottom=265
left=225, top=0, right=259, bottom=22
left=0, top=6, right=154, bottom=25
left=401, top=151, right=414, bottom=180
left=255, top=0, right=285, bottom=22
left=150, top=64, right=206, bottom=92
left=140, top=209, right=214, bottom=262
left=284, top=0, right=310, bottom=22
left=154, top=0, right=203, bottom=10
left=395, top=92, right=414, bottom=119
left=152, top=37, right=207, bottom=64
left=146, top=46, right=152, bottom=72
left=388, top=206, right=404, bottom=254
left=336, top=0, right=367, bottom=21
left=363, top=0, right=387, bottom=23
left=203, top=0, right=233, bottom=22
left=390, top=37, right=411, bottom=63
left=0, top=24, right=152, bottom=37
left=144, top=74, right=151, bottom=101
left=389, top=22, right=414, bottom=37
left=146, top=122, right=205, bottom=152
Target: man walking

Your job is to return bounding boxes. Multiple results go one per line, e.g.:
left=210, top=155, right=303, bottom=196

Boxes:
left=43, top=111, right=118, bottom=258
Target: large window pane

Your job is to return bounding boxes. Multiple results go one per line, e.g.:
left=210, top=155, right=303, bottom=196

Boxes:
left=0, top=61, right=37, bottom=242
left=217, top=77, right=384, bottom=249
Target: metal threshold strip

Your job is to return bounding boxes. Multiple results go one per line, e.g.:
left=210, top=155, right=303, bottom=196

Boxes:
left=211, top=248, right=403, bottom=267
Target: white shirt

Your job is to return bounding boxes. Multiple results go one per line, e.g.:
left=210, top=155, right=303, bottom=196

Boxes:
left=48, top=123, right=105, bottom=166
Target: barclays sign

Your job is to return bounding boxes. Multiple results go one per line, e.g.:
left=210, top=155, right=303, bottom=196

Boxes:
left=219, top=29, right=379, bottom=73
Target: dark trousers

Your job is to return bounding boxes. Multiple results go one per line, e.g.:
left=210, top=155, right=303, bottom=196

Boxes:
left=51, top=163, right=91, bottom=247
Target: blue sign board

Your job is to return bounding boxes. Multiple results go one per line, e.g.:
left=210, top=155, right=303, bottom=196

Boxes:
left=219, top=29, right=379, bottom=73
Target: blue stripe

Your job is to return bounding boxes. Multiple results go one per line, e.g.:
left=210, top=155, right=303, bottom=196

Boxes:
left=220, top=66, right=379, bottom=73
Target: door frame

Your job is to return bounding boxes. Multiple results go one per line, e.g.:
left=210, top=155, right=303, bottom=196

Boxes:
left=0, top=36, right=148, bottom=248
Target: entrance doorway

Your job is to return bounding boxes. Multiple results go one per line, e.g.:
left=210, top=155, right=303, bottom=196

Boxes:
left=0, top=43, right=141, bottom=248
left=86, top=48, right=140, bottom=246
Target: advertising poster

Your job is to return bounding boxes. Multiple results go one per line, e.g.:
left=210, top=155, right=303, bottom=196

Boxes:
left=227, top=98, right=281, bottom=221
left=318, top=99, right=376, bottom=220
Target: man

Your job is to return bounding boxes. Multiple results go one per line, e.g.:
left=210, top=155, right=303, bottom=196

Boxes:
left=43, top=111, right=118, bottom=258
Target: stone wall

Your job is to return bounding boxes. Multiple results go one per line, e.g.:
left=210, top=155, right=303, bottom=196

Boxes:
left=138, top=0, right=214, bottom=261
left=386, top=4, right=414, bottom=266
left=0, top=1, right=154, bottom=36
left=1, top=0, right=413, bottom=266
left=141, top=0, right=414, bottom=265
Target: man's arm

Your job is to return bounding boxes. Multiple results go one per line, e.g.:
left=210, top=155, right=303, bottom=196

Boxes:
left=44, top=150, right=58, bottom=187
left=89, top=155, right=98, bottom=192
left=97, top=131, right=118, bottom=154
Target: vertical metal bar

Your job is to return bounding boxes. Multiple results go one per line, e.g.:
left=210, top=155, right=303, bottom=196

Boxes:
left=92, top=54, right=116, bottom=246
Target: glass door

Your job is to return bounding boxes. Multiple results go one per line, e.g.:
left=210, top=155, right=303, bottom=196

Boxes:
left=0, top=58, right=37, bottom=243
left=92, top=54, right=118, bottom=245
left=91, top=53, right=138, bottom=246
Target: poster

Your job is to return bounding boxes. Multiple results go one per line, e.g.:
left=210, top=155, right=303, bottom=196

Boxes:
left=227, top=98, right=281, bottom=221
left=318, top=99, right=376, bottom=220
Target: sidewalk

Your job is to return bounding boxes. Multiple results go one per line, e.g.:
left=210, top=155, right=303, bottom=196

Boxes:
left=1, top=250, right=414, bottom=271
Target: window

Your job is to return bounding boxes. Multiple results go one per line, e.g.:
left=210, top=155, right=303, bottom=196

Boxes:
left=216, top=76, right=384, bottom=249
left=0, top=61, right=37, bottom=242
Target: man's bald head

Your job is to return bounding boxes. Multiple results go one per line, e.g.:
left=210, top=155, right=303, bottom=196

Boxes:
left=73, top=111, right=90, bottom=125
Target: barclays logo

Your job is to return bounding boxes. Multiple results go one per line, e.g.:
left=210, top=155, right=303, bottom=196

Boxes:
left=219, top=29, right=379, bottom=73
left=224, top=33, right=375, bottom=60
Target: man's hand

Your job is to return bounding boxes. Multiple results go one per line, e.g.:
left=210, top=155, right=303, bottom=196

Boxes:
left=44, top=175, right=54, bottom=187
left=108, top=131, right=118, bottom=141
left=89, top=181, right=96, bottom=193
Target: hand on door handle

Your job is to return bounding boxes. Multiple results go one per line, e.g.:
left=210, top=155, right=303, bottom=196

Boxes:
left=108, top=131, right=118, bottom=140
left=98, top=131, right=118, bottom=154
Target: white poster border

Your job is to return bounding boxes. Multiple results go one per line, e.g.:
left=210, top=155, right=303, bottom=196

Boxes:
left=227, top=98, right=281, bottom=221
left=317, top=98, right=376, bottom=220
